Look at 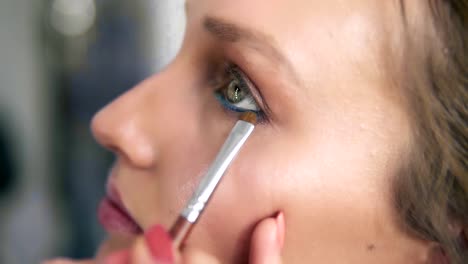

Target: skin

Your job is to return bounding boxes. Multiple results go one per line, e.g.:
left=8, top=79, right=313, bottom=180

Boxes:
left=48, top=0, right=438, bottom=263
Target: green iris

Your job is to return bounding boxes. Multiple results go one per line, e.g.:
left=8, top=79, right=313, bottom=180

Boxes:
left=225, top=79, right=246, bottom=104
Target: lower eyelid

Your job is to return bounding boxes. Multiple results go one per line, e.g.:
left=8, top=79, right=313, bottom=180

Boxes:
left=215, top=93, right=258, bottom=113
left=216, top=92, right=266, bottom=123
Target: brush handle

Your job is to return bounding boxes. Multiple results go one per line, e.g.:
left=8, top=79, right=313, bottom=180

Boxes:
left=169, top=119, right=254, bottom=249
left=181, top=120, right=254, bottom=223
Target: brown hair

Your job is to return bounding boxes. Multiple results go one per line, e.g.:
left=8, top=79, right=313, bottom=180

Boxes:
left=393, top=0, right=467, bottom=263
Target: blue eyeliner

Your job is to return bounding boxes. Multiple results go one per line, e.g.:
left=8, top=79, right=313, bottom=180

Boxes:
left=214, top=64, right=266, bottom=122
left=215, top=93, right=259, bottom=114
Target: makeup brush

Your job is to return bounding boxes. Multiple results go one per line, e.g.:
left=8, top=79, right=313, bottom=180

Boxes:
left=169, top=112, right=257, bottom=249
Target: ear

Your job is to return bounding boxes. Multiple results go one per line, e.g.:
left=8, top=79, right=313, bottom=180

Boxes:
left=425, top=222, right=457, bottom=264
left=427, top=244, right=449, bottom=264
left=450, top=220, right=468, bottom=250
left=427, top=225, right=468, bottom=264
left=461, top=227, right=468, bottom=249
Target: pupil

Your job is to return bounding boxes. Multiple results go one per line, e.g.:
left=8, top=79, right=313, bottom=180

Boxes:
left=226, top=80, right=244, bottom=103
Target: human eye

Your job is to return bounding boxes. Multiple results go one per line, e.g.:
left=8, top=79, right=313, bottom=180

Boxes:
left=214, top=64, right=265, bottom=119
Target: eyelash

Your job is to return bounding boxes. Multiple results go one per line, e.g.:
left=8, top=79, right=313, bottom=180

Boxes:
left=214, top=64, right=267, bottom=122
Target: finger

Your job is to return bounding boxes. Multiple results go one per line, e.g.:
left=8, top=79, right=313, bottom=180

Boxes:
left=102, top=249, right=130, bottom=264
left=180, top=246, right=220, bottom=264
left=95, top=234, right=136, bottom=261
left=249, top=212, right=285, bottom=264
left=42, top=258, right=95, bottom=264
left=101, top=238, right=154, bottom=264
left=129, top=237, right=154, bottom=264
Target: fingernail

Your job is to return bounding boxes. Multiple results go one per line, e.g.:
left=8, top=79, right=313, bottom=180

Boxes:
left=275, top=212, right=285, bottom=250
left=145, top=225, right=174, bottom=263
left=103, top=249, right=130, bottom=264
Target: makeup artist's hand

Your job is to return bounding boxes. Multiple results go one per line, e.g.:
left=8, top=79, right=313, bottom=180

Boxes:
left=104, top=213, right=285, bottom=264
left=42, top=213, right=284, bottom=264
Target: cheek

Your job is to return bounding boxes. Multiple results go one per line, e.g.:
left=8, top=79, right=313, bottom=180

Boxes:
left=190, top=131, right=304, bottom=259
left=116, top=96, right=238, bottom=230
left=121, top=120, right=259, bottom=234
left=191, top=110, right=406, bottom=259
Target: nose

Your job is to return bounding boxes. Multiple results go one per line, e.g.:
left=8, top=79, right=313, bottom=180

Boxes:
left=91, top=58, right=210, bottom=171
left=91, top=80, right=158, bottom=169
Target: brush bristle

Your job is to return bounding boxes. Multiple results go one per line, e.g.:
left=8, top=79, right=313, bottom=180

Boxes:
left=240, top=112, right=257, bottom=124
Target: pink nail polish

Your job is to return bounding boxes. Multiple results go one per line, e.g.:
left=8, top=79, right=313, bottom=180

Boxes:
left=276, top=212, right=285, bottom=250
left=145, top=225, right=174, bottom=263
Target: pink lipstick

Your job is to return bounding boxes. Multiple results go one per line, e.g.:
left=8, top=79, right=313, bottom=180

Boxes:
left=98, top=182, right=142, bottom=235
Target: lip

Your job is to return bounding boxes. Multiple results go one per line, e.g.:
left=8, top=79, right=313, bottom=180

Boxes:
left=97, top=179, right=143, bottom=235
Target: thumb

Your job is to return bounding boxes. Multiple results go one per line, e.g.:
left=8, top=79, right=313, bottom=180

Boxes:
left=249, top=212, right=285, bottom=264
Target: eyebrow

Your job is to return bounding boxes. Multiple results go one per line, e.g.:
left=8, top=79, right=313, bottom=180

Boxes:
left=203, top=16, right=301, bottom=86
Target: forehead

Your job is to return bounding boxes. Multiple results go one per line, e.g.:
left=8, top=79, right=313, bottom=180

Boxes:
left=188, top=0, right=401, bottom=86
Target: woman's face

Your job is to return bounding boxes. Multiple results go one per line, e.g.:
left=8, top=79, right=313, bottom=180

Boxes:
left=92, top=0, right=432, bottom=262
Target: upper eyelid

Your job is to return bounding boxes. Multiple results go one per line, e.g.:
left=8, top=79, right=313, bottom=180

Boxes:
left=220, top=65, right=259, bottom=110
left=213, top=63, right=270, bottom=123
left=226, top=64, right=272, bottom=117
left=213, top=64, right=260, bottom=112
left=226, top=65, right=262, bottom=104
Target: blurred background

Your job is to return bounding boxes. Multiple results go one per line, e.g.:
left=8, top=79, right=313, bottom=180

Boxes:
left=0, top=0, right=185, bottom=262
